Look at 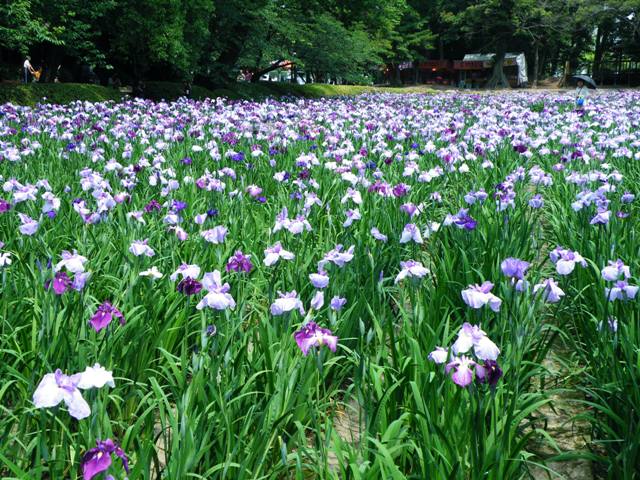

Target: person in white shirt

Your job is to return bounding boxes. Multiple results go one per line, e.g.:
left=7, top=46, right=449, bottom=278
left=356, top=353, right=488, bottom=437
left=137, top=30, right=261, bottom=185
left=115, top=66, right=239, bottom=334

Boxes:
left=575, top=80, right=589, bottom=109
left=23, top=56, right=35, bottom=84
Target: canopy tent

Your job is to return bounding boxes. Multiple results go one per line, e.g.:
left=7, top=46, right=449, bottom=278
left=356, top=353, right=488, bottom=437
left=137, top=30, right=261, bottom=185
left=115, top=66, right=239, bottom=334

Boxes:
left=459, top=53, right=528, bottom=86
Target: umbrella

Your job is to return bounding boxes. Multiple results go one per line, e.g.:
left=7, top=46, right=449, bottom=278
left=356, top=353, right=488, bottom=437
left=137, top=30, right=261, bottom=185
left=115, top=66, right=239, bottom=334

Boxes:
left=571, top=75, right=597, bottom=89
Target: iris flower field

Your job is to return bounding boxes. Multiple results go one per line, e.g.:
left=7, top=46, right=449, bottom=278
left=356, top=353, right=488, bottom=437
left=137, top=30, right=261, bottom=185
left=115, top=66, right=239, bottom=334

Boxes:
left=0, top=92, right=638, bottom=479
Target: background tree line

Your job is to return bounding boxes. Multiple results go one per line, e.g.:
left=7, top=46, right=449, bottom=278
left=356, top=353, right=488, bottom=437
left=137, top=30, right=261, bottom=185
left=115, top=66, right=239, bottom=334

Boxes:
left=1, top=0, right=639, bottom=87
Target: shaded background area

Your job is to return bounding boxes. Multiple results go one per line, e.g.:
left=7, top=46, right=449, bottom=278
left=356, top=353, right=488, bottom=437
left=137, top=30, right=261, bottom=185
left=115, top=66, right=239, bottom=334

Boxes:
left=2, top=0, right=640, bottom=91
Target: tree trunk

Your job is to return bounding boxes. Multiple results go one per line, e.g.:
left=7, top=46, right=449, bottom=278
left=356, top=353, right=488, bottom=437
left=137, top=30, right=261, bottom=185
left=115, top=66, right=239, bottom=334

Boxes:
left=533, top=43, right=540, bottom=88
left=394, top=64, right=401, bottom=85
left=250, top=60, right=289, bottom=83
left=486, top=51, right=509, bottom=89
left=592, top=26, right=609, bottom=84
left=438, top=36, right=444, bottom=60
left=558, top=60, right=571, bottom=88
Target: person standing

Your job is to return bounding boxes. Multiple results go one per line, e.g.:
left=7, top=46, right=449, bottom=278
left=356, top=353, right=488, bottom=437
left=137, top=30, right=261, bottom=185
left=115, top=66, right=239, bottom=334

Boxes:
left=23, top=56, right=35, bottom=84
left=575, top=80, right=589, bottom=109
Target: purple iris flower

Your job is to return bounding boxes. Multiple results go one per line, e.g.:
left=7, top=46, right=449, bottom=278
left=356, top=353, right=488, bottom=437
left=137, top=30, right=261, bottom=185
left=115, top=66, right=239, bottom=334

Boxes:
left=445, top=356, right=476, bottom=387
left=176, top=277, right=203, bottom=296
left=590, top=209, right=611, bottom=225
left=501, top=257, right=530, bottom=291
left=181, top=157, right=193, bottom=165
left=475, top=360, right=503, bottom=387
left=621, top=192, right=635, bottom=203
left=82, top=438, right=129, bottom=480
left=444, top=209, right=477, bottom=230
left=51, top=271, right=72, bottom=295
left=90, top=302, right=125, bottom=332
left=392, top=183, right=409, bottom=198
left=0, top=199, right=10, bottom=213
left=501, top=258, right=530, bottom=280
left=144, top=199, right=162, bottom=213
left=294, top=321, right=338, bottom=355
left=226, top=251, right=253, bottom=273
left=172, top=200, right=187, bottom=212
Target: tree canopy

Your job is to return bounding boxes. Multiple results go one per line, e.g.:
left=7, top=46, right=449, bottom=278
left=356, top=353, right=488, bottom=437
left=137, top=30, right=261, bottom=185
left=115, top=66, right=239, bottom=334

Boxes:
left=1, top=0, right=639, bottom=86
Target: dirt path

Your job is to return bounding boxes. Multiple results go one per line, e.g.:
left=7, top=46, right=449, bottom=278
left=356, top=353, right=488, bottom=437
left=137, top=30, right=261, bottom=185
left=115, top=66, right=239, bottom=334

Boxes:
left=529, top=344, right=593, bottom=480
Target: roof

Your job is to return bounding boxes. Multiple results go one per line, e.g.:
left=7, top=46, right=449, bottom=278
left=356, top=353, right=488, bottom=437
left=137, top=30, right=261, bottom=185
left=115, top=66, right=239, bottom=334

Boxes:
left=463, top=53, right=524, bottom=62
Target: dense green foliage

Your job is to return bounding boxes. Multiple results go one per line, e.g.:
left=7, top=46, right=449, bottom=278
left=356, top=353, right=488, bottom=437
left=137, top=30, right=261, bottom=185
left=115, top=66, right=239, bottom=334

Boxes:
left=1, top=0, right=640, bottom=86
left=0, top=81, right=434, bottom=106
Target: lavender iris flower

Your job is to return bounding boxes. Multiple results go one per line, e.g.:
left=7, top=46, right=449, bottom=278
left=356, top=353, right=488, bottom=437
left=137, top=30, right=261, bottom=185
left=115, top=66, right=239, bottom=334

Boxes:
left=317, top=245, right=354, bottom=269
left=370, top=227, right=388, bottom=242
left=201, top=225, right=228, bottom=244
left=533, top=278, right=565, bottom=303
left=129, top=239, right=155, bottom=257
left=451, top=322, right=500, bottom=361
left=400, top=223, right=423, bottom=244
left=309, top=270, right=329, bottom=289
left=32, top=364, right=114, bottom=420
left=330, top=296, right=347, bottom=311
left=18, top=213, right=39, bottom=236
left=621, top=192, right=635, bottom=203
left=501, top=258, right=530, bottom=280
left=0, top=199, right=10, bottom=213
left=461, top=281, right=502, bottom=312
left=196, top=271, right=236, bottom=310
left=427, top=346, right=448, bottom=364
left=310, top=290, right=325, bottom=309
left=270, top=291, right=305, bottom=316
left=590, top=209, right=611, bottom=225
left=529, top=194, right=544, bottom=208
left=501, top=257, right=530, bottom=291
left=293, top=321, right=338, bottom=355
left=90, top=302, right=125, bottom=332
left=55, top=250, right=88, bottom=274
left=264, top=242, right=295, bottom=266
left=170, top=263, right=201, bottom=281
left=601, top=259, right=631, bottom=281
left=549, top=247, right=587, bottom=275
left=394, top=260, right=429, bottom=284
left=605, top=281, right=638, bottom=302
left=82, top=438, right=129, bottom=480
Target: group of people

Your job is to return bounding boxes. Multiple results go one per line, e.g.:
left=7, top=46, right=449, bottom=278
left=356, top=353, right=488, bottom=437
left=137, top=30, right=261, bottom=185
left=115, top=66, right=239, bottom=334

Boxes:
left=22, top=56, right=40, bottom=83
